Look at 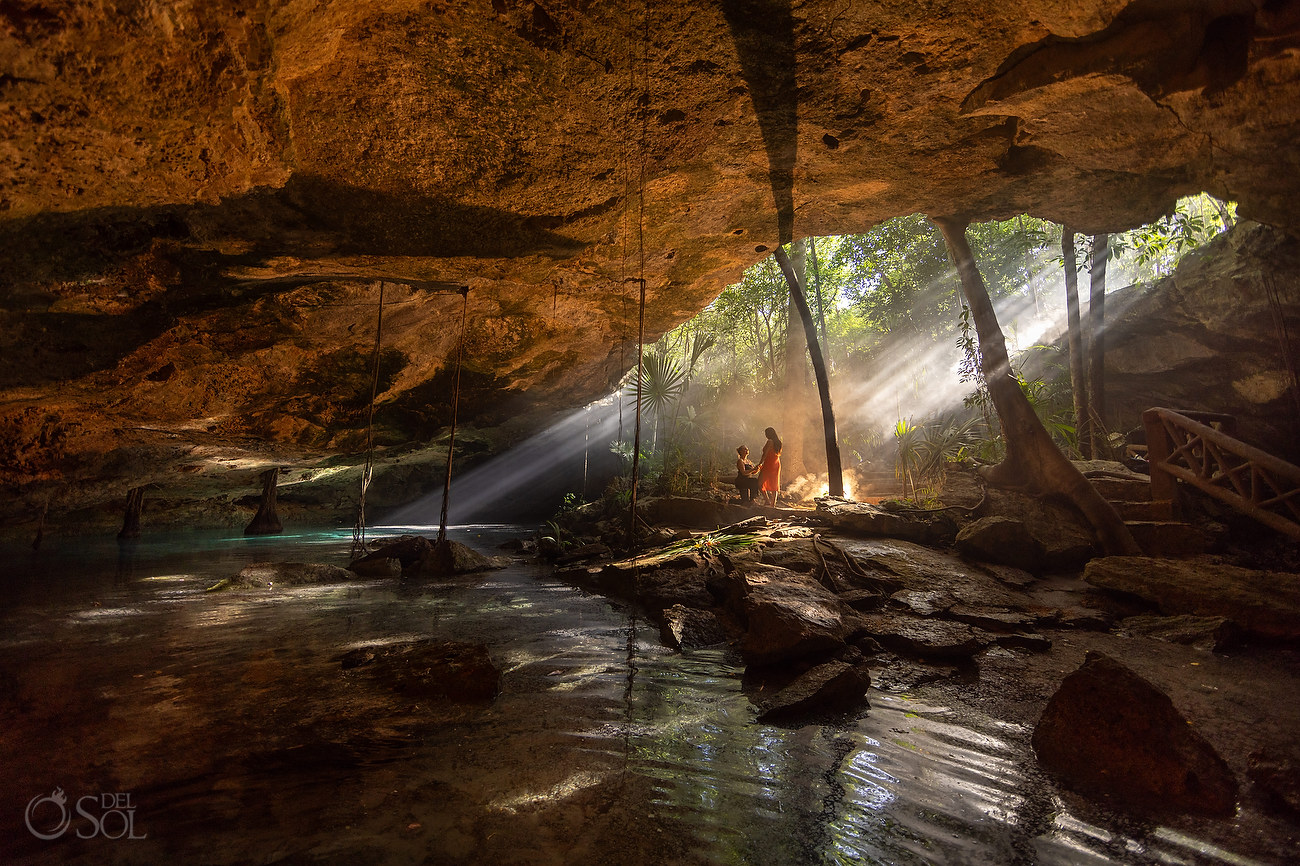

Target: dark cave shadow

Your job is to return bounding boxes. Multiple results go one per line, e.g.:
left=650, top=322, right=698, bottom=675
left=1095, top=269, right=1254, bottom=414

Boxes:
left=718, top=0, right=797, bottom=246
left=0, top=175, right=586, bottom=387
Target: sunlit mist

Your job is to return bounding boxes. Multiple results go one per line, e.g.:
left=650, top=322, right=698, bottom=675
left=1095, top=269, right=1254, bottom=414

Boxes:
left=382, top=394, right=627, bottom=525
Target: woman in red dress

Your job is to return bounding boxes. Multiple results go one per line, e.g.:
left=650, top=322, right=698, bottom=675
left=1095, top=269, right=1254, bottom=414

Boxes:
left=757, top=427, right=782, bottom=506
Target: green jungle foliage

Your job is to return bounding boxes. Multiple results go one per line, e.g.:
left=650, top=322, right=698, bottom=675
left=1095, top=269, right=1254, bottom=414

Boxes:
left=606, top=194, right=1234, bottom=500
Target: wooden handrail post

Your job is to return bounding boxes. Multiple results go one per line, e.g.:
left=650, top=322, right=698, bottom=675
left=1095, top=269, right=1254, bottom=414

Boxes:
left=1142, top=408, right=1177, bottom=505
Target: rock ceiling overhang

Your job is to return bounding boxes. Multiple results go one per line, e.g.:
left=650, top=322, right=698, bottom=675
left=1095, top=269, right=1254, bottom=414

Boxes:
left=2, top=0, right=1300, bottom=520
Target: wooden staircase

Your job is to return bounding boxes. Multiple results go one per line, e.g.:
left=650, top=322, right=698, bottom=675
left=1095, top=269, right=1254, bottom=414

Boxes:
left=1092, top=408, right=1300, bottom=555
left=1088, top=471, right=1218, bottom=557
left=1142, top=407, right=1300, bottom=541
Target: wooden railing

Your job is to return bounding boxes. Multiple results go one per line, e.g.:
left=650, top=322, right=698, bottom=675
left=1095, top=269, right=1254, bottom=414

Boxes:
left=1142, top=408, right=1300, bottom=540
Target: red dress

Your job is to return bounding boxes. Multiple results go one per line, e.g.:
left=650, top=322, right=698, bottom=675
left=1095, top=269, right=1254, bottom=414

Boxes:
left=758, top=441, right=781, bottom=492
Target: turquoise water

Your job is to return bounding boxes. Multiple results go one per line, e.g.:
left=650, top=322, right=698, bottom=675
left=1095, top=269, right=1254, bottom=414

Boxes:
left=0, top=526, right=1271, bottom=865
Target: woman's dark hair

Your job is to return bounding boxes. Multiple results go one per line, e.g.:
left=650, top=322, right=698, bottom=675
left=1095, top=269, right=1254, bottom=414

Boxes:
left=764, top=427, right=782, bottom=454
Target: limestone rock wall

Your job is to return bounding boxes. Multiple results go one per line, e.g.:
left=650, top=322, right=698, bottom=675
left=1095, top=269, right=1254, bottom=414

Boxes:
left=3, top=0, right=1300, bottom=528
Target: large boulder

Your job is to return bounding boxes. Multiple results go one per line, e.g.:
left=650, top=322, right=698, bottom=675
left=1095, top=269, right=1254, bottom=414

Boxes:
left=349, top=535, right=501, bottom=577
left=833, top=538, right=1027, bottom=610
left=658, top=604, right=728, bottom=650
left=1084, top=556, right=1300, bottom=641
left=954, top=516, right=1046, bottom=572
left=724, top=563, right=851, bottom=666
left=852, top=613, right=991, bottom=659
left=1032, top=652, right=1238, bottom=817
left=751, top=660, right=871, bottom=723
left=819, top=500, right=956, bottom=545
left=978, top=489, right=1097, bottom=569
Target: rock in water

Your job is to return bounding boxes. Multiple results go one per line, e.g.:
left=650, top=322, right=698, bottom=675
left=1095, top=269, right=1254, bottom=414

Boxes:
left=349, top=535, right=501, bottom=576
left=350, top=536, right=434, bottom=575
left=422, top=539, right=501, bottom=576
left=754, top=661, right=871, bottom=723
left=1032, top=652, right=1237, bottom=817
left=339, top=640, right=500, bottom=702
left=658, top=604, right=727, bottom=650
left=209, top=561, right=354, bottom=591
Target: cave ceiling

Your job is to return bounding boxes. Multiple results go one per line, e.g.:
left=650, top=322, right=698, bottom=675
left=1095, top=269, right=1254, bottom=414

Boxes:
left=3, top=0, right=1300, bottom=522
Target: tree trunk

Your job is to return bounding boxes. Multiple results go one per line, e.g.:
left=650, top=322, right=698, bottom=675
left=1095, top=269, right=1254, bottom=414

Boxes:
left=773, top=244, right=844, bottom=497
left=808, top=236, right=830, bottom=348
left=244, top=467, right=284, bottom=536
left=117, top=486, right=144, bottom=540
left=1088, top=233, right=1110, bottom=457
left=781, top=239, right=811, bottom=478
left=1019, top=216, right=1040, bottom=316
left=934, top=217, right=1138, bottom=555
left=1062, top=227, right=1091, bottom=458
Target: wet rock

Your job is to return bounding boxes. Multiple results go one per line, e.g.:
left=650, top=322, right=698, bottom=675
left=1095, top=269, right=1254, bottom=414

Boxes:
left=497, top=537, right=537, bottom=554
left=980, top=489, right=1097, bottom=569
left=839, top=589, right=886, bottom=611
left=993, top=633, right=1052, bottom=652
left=818, top=500, right=956, bottom=545
left=1084, top=556, right=1300, bottom=641
left=945, top=603, right=1038, bottom=633
left=853, top=612, right=991, bottom=659
left=421, top=539, right=503, bottom=576
left=1032, top=652, right=1238, bottom=817
left=889, top=589, right=955, bottom=616
left=955, top=516, right=1046, bottom=572
left=869, top=655, right=962, bottom=692
left=658, top=604, right=728, bottom=650
left=978, top=563, right=1038, bottom=588
left=751, top=660, right=871, bottom=723
left=834, top=538, right=1026, bottom=610
left=725, top=563, right=851, bottom=666
left=350, top=535, right=433, bottom=575
left=339, top=639, right=500, bottom=702
left=209, top=561, right=355, bottom=591
left=1248, top=745, right=1300, bottom=818
left=759, top=540, right=821, bottom=573
left=1053, top=606, right=1114, bottom=631
left=637, top=563, right=717, bottom=612
left=1119, top=614, right=1239, bottom=651
left=349, top=535, right=501, bottom=577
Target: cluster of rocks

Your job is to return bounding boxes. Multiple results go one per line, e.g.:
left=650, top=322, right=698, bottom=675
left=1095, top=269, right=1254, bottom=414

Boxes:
left=206, top=535, right=506, bottom=593
left=552, top=474, right=1300, bottom=824
left=557, top=516, right=1069, bottom=723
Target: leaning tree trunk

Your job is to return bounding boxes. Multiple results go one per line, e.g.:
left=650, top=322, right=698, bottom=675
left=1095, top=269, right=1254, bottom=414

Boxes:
left=934, top=217, right=1138, bottom=555
left=807, top=235, right=831, bottom=348
left=773, top=244, right=844, bottom=497
left=244, top=467, right=284, bottom=536
left=781, top=239, right=811, bottom=479
left=1061, top=227, right=1092, bottom=458
left=1088, top=233, right=1110, bottom=457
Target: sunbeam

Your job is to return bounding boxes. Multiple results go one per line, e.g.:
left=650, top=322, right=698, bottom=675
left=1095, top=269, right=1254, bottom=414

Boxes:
left=382, top=395, right=627, bottom=525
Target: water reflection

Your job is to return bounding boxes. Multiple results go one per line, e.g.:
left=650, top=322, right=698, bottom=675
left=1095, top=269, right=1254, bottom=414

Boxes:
left=0, top=526, right=1269, bottom=865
